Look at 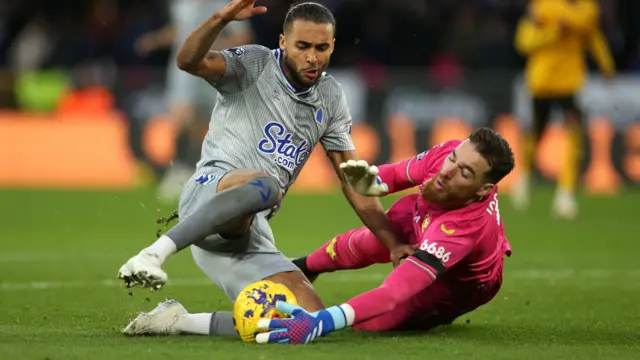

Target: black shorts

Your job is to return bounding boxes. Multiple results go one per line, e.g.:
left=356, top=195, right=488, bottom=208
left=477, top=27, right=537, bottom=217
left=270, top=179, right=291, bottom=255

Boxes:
left=532, top=95, right=581, bottom=137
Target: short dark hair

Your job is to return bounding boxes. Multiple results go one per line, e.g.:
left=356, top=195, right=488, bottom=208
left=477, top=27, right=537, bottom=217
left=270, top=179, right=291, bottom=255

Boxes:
left=283, top=1, right=336, bottom=33
left=468, top=127, right=515, bottom=184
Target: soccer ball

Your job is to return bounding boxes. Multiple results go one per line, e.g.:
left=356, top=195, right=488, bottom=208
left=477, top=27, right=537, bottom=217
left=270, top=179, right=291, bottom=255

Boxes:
left=232, top=280, right=298, bottom=342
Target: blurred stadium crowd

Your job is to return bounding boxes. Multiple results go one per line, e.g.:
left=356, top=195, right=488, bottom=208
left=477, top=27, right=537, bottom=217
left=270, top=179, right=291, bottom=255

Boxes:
left=1, top=0, right=638, bottom=202
left=1, top=1, right=639, bottom=81
left=2, top=0, right=640, bottom=75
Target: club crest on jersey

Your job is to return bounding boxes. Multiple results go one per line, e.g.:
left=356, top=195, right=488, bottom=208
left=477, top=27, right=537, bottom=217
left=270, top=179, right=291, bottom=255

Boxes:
left=315, top=107, right=324, bottom=124
left=258, top=122, right=310, bottom=171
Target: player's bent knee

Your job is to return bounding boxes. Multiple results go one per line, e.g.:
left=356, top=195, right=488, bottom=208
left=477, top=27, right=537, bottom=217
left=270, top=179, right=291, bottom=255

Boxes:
left=213, top=170, right=282, bottom=237
left=264, top=271, right=325, bottom=312
left=217, top=169, right=283, bottom=206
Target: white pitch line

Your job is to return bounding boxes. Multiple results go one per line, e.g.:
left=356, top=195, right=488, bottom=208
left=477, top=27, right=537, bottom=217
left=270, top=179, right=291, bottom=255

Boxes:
left=0, top=252, right=130, bottom=263
left=1, top=269, right=639, bottom=291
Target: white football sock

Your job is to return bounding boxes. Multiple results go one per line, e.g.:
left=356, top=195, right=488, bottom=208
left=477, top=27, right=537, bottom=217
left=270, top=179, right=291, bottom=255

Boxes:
left=144, top=235, right=177, bottom=264
left=173, top=313, right=212, bottom=335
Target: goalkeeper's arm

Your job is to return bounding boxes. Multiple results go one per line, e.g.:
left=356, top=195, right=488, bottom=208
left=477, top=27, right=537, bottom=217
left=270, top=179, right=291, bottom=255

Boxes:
left=375, top=158, right=418, bottom=195
left=375, top=143, right=446, bottom=195
left=256, top=252, right=444, bottom=343
left=334, top=252, right=439, bottom=327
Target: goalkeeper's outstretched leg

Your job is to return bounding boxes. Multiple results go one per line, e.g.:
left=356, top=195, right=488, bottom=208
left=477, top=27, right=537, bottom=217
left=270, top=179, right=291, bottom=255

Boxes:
left=293, top=226, right=392, bottom=282
left=293, top=194, right=418, bottom=282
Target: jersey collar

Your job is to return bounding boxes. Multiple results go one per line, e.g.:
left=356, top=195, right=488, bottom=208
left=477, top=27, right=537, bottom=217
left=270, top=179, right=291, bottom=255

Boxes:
left=272, top=49, right=315, bottom=96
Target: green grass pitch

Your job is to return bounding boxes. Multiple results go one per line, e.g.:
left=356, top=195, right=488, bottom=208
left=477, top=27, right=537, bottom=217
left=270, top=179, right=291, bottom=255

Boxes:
left=0, top=187, right=638, bottom=359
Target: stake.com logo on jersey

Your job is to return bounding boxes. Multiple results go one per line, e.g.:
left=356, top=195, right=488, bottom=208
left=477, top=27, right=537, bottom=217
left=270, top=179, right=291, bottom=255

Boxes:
left=258, top=122, right=310, bottom=171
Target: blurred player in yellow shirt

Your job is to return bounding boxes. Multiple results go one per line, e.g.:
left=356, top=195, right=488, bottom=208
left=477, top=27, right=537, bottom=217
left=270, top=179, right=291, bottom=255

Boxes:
left=512, top=0, right=615, bottom=219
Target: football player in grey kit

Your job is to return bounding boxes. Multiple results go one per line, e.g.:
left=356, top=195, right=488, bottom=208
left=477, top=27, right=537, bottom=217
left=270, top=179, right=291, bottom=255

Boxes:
left=118, top=0, right=414, bottom=338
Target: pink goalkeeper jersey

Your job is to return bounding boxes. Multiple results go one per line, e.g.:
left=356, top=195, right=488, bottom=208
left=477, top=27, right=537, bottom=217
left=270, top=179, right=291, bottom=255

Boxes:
left=378, top=140, right=512, bottom=284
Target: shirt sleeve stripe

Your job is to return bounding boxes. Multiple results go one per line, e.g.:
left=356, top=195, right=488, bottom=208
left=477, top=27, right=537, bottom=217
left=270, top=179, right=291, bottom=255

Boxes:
left=405, top=157, right=416, bottom=185
left=406, top=258, right=437, bottom=279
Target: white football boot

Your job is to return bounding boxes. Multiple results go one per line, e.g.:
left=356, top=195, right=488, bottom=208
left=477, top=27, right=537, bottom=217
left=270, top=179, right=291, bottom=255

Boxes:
left=117, top=251, right=168, bottom=291
left=552, top=189, right=578, bottom=220
left=122, top=299, right=187, bottom=335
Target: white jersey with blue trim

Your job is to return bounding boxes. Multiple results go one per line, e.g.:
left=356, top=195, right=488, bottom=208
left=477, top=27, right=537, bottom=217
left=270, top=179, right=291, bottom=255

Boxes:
left=198, top=45, right=355, bottom=194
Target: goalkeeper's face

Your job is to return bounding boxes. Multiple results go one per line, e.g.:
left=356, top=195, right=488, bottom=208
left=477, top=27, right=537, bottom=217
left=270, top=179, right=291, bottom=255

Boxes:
left=422, top=140, right=495, bottom=207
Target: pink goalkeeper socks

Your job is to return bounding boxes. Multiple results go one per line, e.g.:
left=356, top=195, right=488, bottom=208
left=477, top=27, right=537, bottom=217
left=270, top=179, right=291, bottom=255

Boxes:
left=306, top=227, right=391, bottom=273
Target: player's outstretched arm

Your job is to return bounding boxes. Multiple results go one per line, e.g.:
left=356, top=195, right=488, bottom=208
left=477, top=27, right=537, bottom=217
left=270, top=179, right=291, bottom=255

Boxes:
left=333, top=155, right=423, bottom=196
left=176, top=0, right=266, bottom=82
left=256, top=221, right=475, bottom=344
left=255, top=255, right=438, bottom=344
left=328, top=150, right=414, bottom=267
left=357, top=141, right=456, bottom=195
left=375, top=155, right=427, bottom=194
left=338, top=221, right=476, bottom=325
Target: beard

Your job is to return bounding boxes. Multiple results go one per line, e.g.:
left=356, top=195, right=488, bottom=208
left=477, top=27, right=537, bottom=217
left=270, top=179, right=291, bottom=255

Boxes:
left=283, top=52, right=325, bottom=88
left=421, top=177, right=445, bottom=204
left=421, top=176, right=472, bottom=208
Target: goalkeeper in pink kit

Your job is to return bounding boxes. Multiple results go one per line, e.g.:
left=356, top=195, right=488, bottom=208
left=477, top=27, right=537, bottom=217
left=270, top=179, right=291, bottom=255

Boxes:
left=256, top=127, right=515, bottom=344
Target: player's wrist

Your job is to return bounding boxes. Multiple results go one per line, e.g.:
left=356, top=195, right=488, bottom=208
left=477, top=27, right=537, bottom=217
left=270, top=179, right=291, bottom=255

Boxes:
left=338, top=304, right=355, bottom=327
left=320, top=304, right=354, bottom=332
left=210, top=12, right=232, bottom=26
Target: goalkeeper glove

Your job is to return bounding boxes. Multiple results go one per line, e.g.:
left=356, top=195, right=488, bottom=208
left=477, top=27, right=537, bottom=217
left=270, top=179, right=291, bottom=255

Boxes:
left=340, top=160, right=388, bottom=196
left=255, top=302, right=351, bottom=344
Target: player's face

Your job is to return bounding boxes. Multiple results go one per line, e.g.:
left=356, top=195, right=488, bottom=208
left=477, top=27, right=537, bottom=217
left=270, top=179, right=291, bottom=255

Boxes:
left=279, top=20, right=335, bottom=88
left=422, top=140, right=495, bottom=207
